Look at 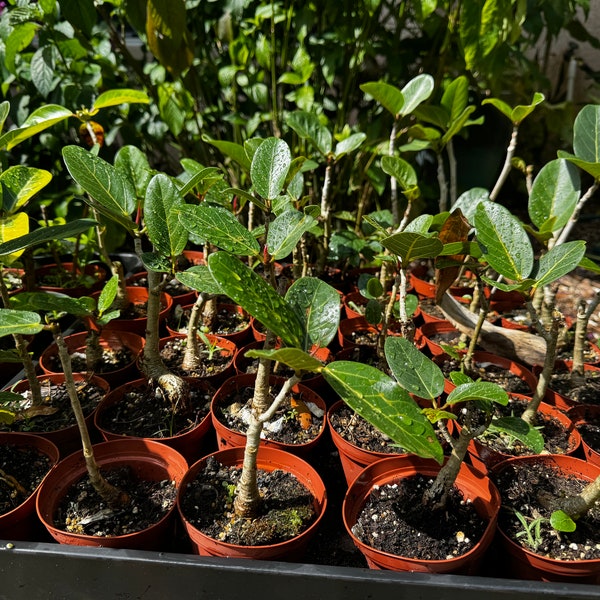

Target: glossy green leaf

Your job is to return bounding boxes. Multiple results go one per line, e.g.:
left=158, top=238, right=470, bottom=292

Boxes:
left=250, top=138, right=292, bottom=200
left=446, top=381, right=509, bottom=406
left=404, top=214, right=434, bottom=234
left=361, top=81, right=405, bottom=116
left=286, top=111, right=333, bottom=156
left=452, top=188, right=490, bottom=224
left=0, top=105, right=73, bottom=150
left=322, top=361, right=444, bottom=463
left=488, top=416, right=544, bottom=453
left=483, top=93, right=544, bottom=124
left=91, top=89, right=150, bottom=112
left=0, top=166, right=52, bottom=214
left=334, top=133, right=366, bottom=159
left=97, top=275, right=119, bottom=315
left=285, top=277, right=340, bottom=349
left=550, top=510, right=577, bottom=533
left=0, top=219, right=98, bottom=257
left=11, top=292, right=95, bottom=318
left=381, top=156, right=417, bottom=189
left=381, top=231, right=443, bottom=263
left=556, top=151, right=600, bottom=179
left=202, top=135, right=251, bottom=172
left=245, top=347, right=324, bottom=372
left=267, top=209, right=317, bottom=260
left=178, top=167, right=223, bottom=198
left=0, top=309, right=43, bottom=337
left=441, top=76, right=469, bottom=123
left=208, top=252, right=304, bottom=348
left=365, top=299, right=382, bottom=324
left=62, top=146, right=137, bottom=231
left=145, top=174, right=188, bottom=259
left=176, top=265, right=223, bottom=295
left=141, top=252, right=171, bottom=273
left=385, top=336, right=445, bottom=400
left=534, top=241, right=586, bottom=290
left=0, top=101, right=10, bottom=133
left=474, top=201, right=533, bottom=281
left=178, top=204, right=260, bottom=256
left=572, top=104, right=600, bottom=163
left=399, top=74, right=435, bottom=116
left=529, top=159, right=580, bottom=232
left=579, top=256, right=600, bottom=275
left=115, top=145, right=153, bottom=199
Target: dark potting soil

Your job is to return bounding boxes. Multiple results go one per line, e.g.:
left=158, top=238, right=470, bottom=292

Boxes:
left=55, top=466, right=177, bottom=537
left=465, top=396, right=574, bottom=457
left=0, top=444, right=53, bottom=514
left=548, top=370, right=600, bottom=406
left=128, top=273, right=194, bottom=299
left=97, top=381, right=213, bottom=439
left=159, top=336, right=233, bottom=378
left=215, top=384, right=324, bottom=446
left=179, top=455, right=316, bottom=546
left=168, top=305, right=250, bottom=336
left=45, top=346, right=134, bottom=374
left=578, top=420, right=600, bottom=451
left=494, top=460, right=600, bottom=560
left=351, top=473, right=488, bottom=560
left=0, top=380, right=105, bottom=434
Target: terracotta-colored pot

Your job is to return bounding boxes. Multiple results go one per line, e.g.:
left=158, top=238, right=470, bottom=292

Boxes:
left=2, top=267, right=25, bottom=296
left=89, top=286, right=173, bottom=337
left=3, top=374, right=110, bottom=457
left=0, top=432, right=60, bottom=540
left=342, top=455, right=500, bottom=574
left=153, top=333, right=237, bottom=387
left=211, top=373, right=327, bottom=457
left=126, top=271, right=198, bottom=308
left=167, top=302, right=252, bottom=347
left=234, top=340, right=331, bottom=392
left=338, top=316, right=381, bottom=349
left=567, top=404, right=600, bottom=466
left=327, top=400, right=409, bottom=485
left=38, top=330, right=145, bottom=388
left=418, top=320, right=467, bottom=357
left=540, top=361, right=600, bottom=412
left=466, top=396, right=582, bottom=474
left=491, top=454, right=600, bottom=583
left=36, top=439, right=188, bottom=549
left=33, top=262, right=108, bottom=297
left=177, top=446, right=327, bottom=560
left=94, top=378, right=215, bottom=464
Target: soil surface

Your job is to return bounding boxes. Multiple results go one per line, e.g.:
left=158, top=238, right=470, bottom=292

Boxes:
left=96, top=381, right=213, bottom=439
left=547, top=368, right=600, bottom=406
left=0, top=443, right=53, bottom=515
left=45, top=346, right=134, bottom=375
left=179, top=455, right=316, bottom=546
left=168, top=304, right=250, bottom=337
left=159, top=336, right=233, bottom=378
left=493, top=460, right=600, bottom=560
left=55, top=466, right=177, bottom=537
left=351, top=473, right=488, bottom=560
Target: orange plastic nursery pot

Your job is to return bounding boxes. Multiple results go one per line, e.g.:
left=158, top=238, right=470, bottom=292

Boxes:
left=342, top=455, right=501, bottom=575
left=0, top=432, right=60, bottom=541
left=567, top=404, right=600, bottom=467
left=210, top=374, right=327, bottom=458
left=491, top=454, right=600, bottom=583
left=38, top=330, right=145, bottom=388
left=177, top=445, right=327, bottom=561
left=94, top=377, right=215, bottom=464
left=3, top=373, right=110, bottom=457
left=36, top=439, right=188, bottom=550
left=33, top=262, right=108, bottom=298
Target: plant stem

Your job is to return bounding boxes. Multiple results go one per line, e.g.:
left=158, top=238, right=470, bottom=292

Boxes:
left=182, top=292, right=209, bottom=371
left=447, top=138, right=457, bottom=207
left=560, top=475, right=600, bottom=520
left=571, top=291, right=600, bottom=384
left=436, top=152, right=448, bottom=212
left=51, top=322, right=128, bottom=507
left=389, top=117, right=399, bottom=226
left=317, top=160, right=333, bottom=275
left=553, top=181, right=600, bottom=248
left=489, top=125, right=518, bottom=201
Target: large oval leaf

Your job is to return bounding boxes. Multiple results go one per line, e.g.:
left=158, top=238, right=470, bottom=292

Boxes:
left=266, top=209, right=317, bottom=260
left=0, top=309, right=43, bottom=337
left=285, top=111, right=332, bottom=156
left=285, top=277, right=340, bottom=350
left=91, top=89, right=149, bottom=112
left=446, top=381, right=508, bottom=406
left=0, top=212, right=29, bottom=264
left=115, top=145, right=152, bottom=199
left=474, top=201, right=533, bottom=281
left=573, top=104, right=600, bottom=164
left=533, top=240, right=586, bottom=290
left=250, top=137, right=291, bottom=200
left=245, top=347, right=324, bottom=373
left=385, top=336, right=445, bottom=400
left=0, top=105, right=73, bottom=150
left=145, top=173, right=188, bottom=259
left=381, top=231, right=443, bottom=263
left=360, top=81, right=405, bottom=116
left=0, top=166, right=52, bottom=214
left=175, top=265, right=223, bottom=295
left=528, top=159, right=580, bottom=232
left=178, top=204, right=260, bottom=257
left=208, top=252, right=304, bottom=348
left=62, top=146, right=137, bottom=231
left=381, top=156, right=417, bottom=189
left=399, top=73, right=434, bottom=116
left=322, top=361, right=443, bottom=463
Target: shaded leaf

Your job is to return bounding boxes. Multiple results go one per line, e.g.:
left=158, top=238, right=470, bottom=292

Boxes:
left=245, top=348, right=324, bottom=372
left=381, top=231, right=443, bottom=263
left=0, top=309, right=43, bottom=337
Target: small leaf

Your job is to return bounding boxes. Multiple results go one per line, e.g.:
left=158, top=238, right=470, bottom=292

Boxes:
left=533, top=241, right=586, bottom=290
left=381, top=156, right=417, bottom=189
left=286, top=111, right=332, bottom=156
left=11, top=292, right=95, bottom=318
left=97, top=275, right=119, bottom=314
left=92, top=89, right=150, bottom=112
left=550, top=510, right=577, bottom=533
left=334, top=132, right=366, bottom=159
left=399, top=74, right=434, bottom=116
left=381, top=231, right=443, bottom=263
left=176, top=265, right=223, bottom=295
left=572, top=104, right=600, bottom=163
left=0, top=105, right=73, bottom=150
left=361, top=81, right=405, bottom=116
left=245, top=348, right=324, bottom=372
left=446, top=381, right=508, bottom=406
left=266, top=209, right=317, bottom=260
left=488, top=416, right=545, bottom=453
left=202, top=135, right=251, bottom=172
